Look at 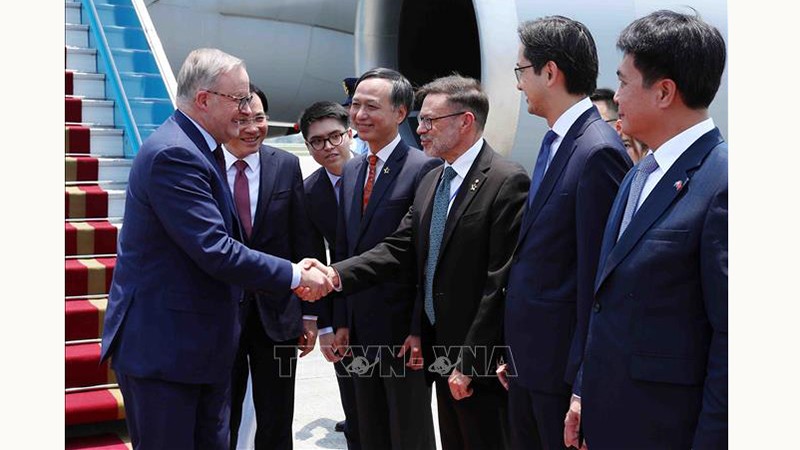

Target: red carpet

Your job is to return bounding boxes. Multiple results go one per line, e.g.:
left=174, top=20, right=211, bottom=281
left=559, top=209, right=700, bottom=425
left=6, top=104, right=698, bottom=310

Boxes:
left=66, top=156, right=99, bottom=182
left=66, top=298, right=107, bottom=341
left=66, top=433, right=130, bottom=450
left=66, top=221, right=118, bottom=256
left=66, top=125, right=91, bottom=154
left=66, top=96, right=82, bottom=123
left=66, top=71, right=74, bottom=96
left=66, top=185, right=109, bottom=219
left=65, top=389, right=125, bottom=426
left=66, top=343, right=116, bottom=389
left=65, top=257, right=116, bottom=297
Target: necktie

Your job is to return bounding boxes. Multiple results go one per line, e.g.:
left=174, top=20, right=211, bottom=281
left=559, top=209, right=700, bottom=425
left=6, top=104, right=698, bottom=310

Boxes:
left=212, top=145, right=225, bottom=171
left=424, top=166, right=458, bottom=325
left=527, top=130, right=558, bottom=209
left=334, top=178, right=342, bottom=206
left=362, top=154, right=378, bottom=213
left=233, top=159, right=253, bottom=239
left=617, top=153, right=659, bottom=240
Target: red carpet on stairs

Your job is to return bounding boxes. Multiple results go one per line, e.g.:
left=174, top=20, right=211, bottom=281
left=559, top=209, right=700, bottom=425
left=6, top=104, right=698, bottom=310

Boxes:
left=66, top=221, right=118, bottom=256
left=66, top=298, right=107, bottom=341
left=66, top=125, right=91, bottom=154
left=66, top=185, right=109, bottom=219
left=66, top=343, right=116, bottom=388
left=66, top=156, right=100, bottom=182
left=66, top=71, right=74, bottom=96
left=66, top=389, right=125, bottom=426
left=66, top=96, right=83, bottom=122
left=65, top=257, right=115, bottom=297
left=66, top=433, right=131, bottom=450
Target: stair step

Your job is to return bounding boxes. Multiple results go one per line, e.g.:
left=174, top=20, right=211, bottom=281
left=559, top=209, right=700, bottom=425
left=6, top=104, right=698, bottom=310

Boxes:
left=66, top=47, right=97, bottom=73
left=66, top=97, right=115, bottom=127
left=66, top=343, right=116, bottom=389
left=66, top=298, right=108, bottom=341
left=66, top=126, right=124, bottom=158
left=68, top=71, right=106, bottom=99
left=66, top=2, right=81, bottom=25
left=66, top=24, right=89, bottom=47
left=66, top=157, right=132, bottom=183
left=66, top=221, right=119, bottom=257
left=65, top=184, right=126, bottom=219
left=66, top=388, right=125, bottom=426
left=102, top=25, right=149, bottom=51
left=66, top=433, right=131, bottom=450
left=109, top=48, right=160, bottom=74
left=119, top=72, right=169, bottom=99
left=65, top=257, right=116, bottom=297
left=93, top=4, right=139, bottom=27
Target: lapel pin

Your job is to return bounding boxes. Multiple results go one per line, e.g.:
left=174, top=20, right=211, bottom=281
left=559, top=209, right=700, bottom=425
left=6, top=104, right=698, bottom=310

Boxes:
left=383, top=167, right=390, bottom=175
left=674, top=178, right=687, bottom=192
left=470, top=179, right=480, bottom=191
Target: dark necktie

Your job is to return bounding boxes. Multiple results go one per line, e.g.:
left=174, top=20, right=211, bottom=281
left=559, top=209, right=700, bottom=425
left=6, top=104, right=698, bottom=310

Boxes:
left=424, top=166, right=458, bottom=325
left=527, top=130, right=558, bottom=209
left=617, top=153, right=659, bottom=240
left=233, top=159, right=253, bottom=239
left=362, top=154, right=378, bottom=213
left=212, top=145, right=225, bottom=171
left=334, top=178, right=342, bottom=206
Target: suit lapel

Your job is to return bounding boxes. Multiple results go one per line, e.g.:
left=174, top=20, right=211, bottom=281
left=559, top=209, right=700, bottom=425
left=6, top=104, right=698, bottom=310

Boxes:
left=357, top=141, right=408, bottom=239
left=309, top=170, right=338, bottom=241
left=347, top=155, right=368, bottom=254
left=251, top=145, right=278, bottom=239
left=595, top=128, right=724, bottom=291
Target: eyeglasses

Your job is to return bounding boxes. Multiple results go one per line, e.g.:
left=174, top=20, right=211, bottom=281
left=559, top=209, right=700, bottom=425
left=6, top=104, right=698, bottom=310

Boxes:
left=306, top=130, right=348, bottom=151
left=204, top=90, right=253, bottom=112
left=418, top=111, right=468, bottom=130
left=514, top=64, right=534, bottom=82
left=235, top=115, right=269, bottom=126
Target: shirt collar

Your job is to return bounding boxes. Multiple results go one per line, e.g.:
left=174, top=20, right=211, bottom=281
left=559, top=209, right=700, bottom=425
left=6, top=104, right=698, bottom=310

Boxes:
left=650, top=118, right=715, bottom=173
left=325, top=170, right=341, bottom=187
left=181, top=111, right=219, bottom=154
left=445, top=137, right=484, bottom=180
left=221, top=145, right=261, bottom=172
left=370, top=133, right=401, bottom=164
left=551, top=97, right=594, bottom=139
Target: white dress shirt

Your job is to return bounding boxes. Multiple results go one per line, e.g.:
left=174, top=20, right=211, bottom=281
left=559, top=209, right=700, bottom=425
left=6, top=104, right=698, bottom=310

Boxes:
left=544, top=97, right=594, bottom=171
left=442, top=137, right=484, bottom=215
left=222, top=146, right=261, bottom=224
left=363, top=133, right=402, bottom=186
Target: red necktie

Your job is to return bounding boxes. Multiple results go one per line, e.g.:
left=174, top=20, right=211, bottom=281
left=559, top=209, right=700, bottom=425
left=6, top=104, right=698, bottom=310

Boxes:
left=233, top=160, right=252, bottom=238
left=362, top=154, right=378, bottom=213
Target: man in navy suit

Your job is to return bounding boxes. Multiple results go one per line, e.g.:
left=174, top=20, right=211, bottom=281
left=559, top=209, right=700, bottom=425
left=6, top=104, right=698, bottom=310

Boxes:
left=565, top=11, right=728, bottom=449
left=100, top=48, right=331, bottom=450
left=226, top=85, right=320, bottom=450
left=299, top=101, right=360, bottom=449
left=498, top=16, right=631, bottom=450
left=333, top=67, right=441, bottom=449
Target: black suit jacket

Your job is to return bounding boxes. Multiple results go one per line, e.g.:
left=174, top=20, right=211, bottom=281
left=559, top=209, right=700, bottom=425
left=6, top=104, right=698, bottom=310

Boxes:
left=240, top=144, right=316, bottom=342
left=334, top=139, right=440, bottom=350
left=334, top=143, right=530, bottom=379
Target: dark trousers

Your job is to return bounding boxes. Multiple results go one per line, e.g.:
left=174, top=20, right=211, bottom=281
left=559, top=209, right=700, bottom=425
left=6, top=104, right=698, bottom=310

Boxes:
left=117, top=371, right=230, bottom=450
left=334, top=357, right=361, bottom=450
left=352, top=354, right=436, bottom=450
left=434, top=374, right=510, bottom=450
left=230, top=311, right=298, bottom=450
left=508, top=382, right=570, bottom=450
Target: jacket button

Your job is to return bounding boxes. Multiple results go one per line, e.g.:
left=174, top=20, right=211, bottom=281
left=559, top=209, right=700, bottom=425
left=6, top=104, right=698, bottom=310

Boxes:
left=501, top=287, right=507, bottom=296
left=593, top=302, right=601, bottom=313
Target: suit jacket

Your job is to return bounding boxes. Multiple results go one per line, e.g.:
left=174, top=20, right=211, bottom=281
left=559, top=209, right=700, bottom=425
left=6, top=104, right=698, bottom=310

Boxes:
left=239, top=144, right=315, bottom=342
left=504, top=106, right=631, bottom=394
left=100, top=111, right=293, bottom=384
left=303, top=167, right=340, bottom=329
left=334, top=143, right=529, bottom=379
left=580, top=128, right=728, bottom=449
left=334, top=139, right=440, bottom=350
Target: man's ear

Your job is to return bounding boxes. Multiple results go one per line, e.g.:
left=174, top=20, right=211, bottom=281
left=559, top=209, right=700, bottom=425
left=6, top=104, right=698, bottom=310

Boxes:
left=195, top=90, right=210, bottom=112
left=544, top=60, right=559, bottom=87
left=655, top=78, right=678, bottom=109
left=395, top=104, right=408, bottom=124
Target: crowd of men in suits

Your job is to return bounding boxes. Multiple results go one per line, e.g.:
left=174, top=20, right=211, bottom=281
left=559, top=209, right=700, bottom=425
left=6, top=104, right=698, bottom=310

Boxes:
left=100, top=9, right=728, bottom=450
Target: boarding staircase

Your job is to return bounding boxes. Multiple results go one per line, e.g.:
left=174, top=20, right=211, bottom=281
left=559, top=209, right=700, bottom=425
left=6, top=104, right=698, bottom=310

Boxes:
left=65, top=0, right=174, bottom=447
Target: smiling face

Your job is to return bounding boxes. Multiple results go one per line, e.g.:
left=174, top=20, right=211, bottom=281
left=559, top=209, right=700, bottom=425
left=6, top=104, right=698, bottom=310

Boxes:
left=614, top=54, right=660, bottom=146
left=349, top=77, right=406, bottom=152
left=226, top=94, right=267, bottom=159
left=202, top=65, right=251, bottom=144
left=306, top=117, right=352, bottom=176
left=416, top=94, right=463, bottom=163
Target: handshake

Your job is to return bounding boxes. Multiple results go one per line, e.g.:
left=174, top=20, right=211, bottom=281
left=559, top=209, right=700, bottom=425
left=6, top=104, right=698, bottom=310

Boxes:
left=293, top=258, right=340, bottom=301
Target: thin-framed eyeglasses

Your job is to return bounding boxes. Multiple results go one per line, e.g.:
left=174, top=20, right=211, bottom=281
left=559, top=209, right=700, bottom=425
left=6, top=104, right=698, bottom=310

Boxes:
left=514, top=64, right=535, bottom=82
left=306, top=130, right=348, bottom=151
left=419, top=111, right=468, bottom=130
left=204, top=90, right=253, bottom=112
left=235, top=115, right=269, bottom=126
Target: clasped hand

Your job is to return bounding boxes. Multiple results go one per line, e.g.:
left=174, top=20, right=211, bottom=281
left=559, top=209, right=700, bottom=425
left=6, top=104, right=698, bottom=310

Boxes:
left=293, top=258, right=340, bottom=301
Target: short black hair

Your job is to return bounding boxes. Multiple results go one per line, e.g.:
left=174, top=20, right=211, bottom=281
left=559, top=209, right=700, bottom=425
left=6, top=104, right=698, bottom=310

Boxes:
left=354, top=67, right=414, bottom=118
left=416, top=75, right=489, bottom=131
left=249, top=83, right=268, bottom=113
left=518, top=16, right=598, bottom=96
left=591, top=88, right=618, bottom=117
left=299, top=101, right=350, bottom=139
left=617, top=10, right=726, bottom=109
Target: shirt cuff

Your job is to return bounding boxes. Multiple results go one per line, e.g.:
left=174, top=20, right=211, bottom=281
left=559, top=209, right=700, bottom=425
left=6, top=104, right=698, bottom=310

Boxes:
left=290, top=263, right=301, bottom=289
left=318, top=327, right=334, bottom=335
left=302, top=315, right=318, bottom=321
left=332, top=267, right=343, bottom=292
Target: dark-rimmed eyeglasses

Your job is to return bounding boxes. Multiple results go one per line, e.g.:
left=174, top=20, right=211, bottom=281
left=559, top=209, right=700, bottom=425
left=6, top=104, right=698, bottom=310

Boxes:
left=306, top=130, right=348, bottom=151
left=204, top=90, right=253, bottom=112
left=514, top=64, right=535, bottom=82
left=235, top=115, right=269, bottom=126
left=419, top=111, right=468, bottom=130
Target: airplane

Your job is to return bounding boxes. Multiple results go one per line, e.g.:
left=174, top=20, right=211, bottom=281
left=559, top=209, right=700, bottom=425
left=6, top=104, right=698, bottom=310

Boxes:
left=144, top=0, right=727, bottom=170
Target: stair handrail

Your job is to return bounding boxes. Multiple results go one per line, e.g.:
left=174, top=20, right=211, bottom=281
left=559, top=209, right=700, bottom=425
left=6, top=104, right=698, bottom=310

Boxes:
left=131, top=0, right=177, bottom=106
left=81, top=0, right=143, bottom=156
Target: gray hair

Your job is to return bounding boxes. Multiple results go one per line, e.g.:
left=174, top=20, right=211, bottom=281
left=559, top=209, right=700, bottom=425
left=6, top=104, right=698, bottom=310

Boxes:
left=176, top=48, right=246, bottom=107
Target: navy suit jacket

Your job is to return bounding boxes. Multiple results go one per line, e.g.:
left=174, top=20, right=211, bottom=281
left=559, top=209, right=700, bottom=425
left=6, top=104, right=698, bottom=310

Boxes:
left=303, top=167, right=340, bottom=329
left=334, top=139, right=440, bottom=350
left=239, top=144, right=315, bottom=342
left=505, top=106, right=631, bottom=394
left=580, top=128, right=728, bottom=449
left=101, top=111, right=293, bottom=384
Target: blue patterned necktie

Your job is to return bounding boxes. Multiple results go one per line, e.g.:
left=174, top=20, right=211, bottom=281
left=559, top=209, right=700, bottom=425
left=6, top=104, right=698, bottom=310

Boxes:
left=527, top=130, right=558, bottom=209
left=424, top=166, right=458, bottom=325
left=617, top=153, right=659, bottom=240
